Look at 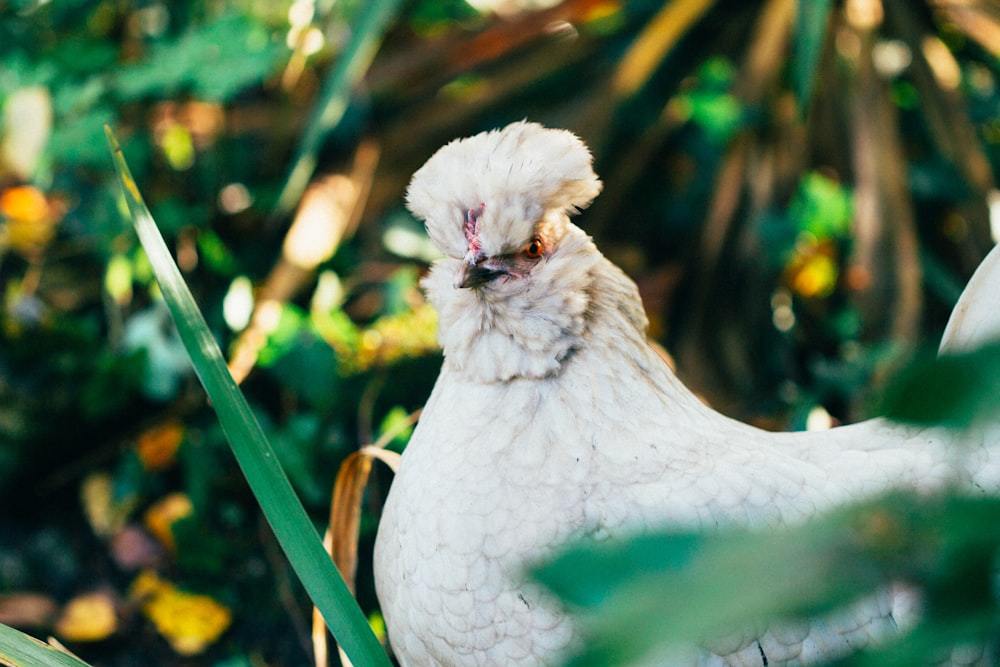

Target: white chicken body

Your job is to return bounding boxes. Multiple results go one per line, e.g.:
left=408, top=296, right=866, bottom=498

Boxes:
left=373, top=121, right=1000, bottom=666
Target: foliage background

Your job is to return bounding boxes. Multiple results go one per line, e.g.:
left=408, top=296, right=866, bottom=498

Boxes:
left=1, top=0, right=999, bottom=665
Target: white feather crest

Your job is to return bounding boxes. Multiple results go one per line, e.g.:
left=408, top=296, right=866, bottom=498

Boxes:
left=405, top=120, right=602, bottom=259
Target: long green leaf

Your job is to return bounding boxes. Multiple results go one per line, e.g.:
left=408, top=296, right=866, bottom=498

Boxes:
left=0, top=624, right=93, bottom=667
left=273, top=0, right=402, bottom=217
left=104, top=127, right=390, bottom=667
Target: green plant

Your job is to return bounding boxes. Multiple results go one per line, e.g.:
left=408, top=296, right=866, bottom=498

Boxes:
left=105, top=128, right=389, bottom=666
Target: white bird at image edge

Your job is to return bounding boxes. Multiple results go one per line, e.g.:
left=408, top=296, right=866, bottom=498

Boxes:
left=373, top=121, right=1000, bottom=666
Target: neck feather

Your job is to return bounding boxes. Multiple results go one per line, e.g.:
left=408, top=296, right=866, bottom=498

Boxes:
left=423, top=231, right=652, bottom=384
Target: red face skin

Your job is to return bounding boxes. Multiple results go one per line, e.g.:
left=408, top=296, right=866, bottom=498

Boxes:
left=457, top=203, right=547, bottom=289
left=463, top=203, right=486, bottom=261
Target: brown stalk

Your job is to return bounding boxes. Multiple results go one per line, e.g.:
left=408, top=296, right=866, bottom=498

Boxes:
left=930, top=0, right=1000, bottom=58
left=313, top=411, right=415, bottom=667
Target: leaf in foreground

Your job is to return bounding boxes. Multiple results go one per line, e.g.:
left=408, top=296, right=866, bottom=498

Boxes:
left=105, top=126, right=389, bottom=667
left=0, top=623, right=92, bottom=667
left=533, top=493, right=1000, bottom=666
left=880, top=341, right=1000, bottom=428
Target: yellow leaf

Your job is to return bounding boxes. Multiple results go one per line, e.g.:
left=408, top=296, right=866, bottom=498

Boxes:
left=784, top=240, right=840, bottom=299
left=0, top=186, right=48, bottom=221
left=130, top=571, right=231, bottom=656
left=347, top=303, right=439, bottom=373
left=160, top=123, right=195, bottom=171
left=0, top=86, right=52, bottom=180
left=135, top=420, right=185, bottom=472
left=129, top=569, right=170, bottom=601
left=144, top=493, right=194, bottom=552
left=0, top=185, right=59, bottom=255
left=144, top=588, right=231, bottom=655
left=790, top=254, right=838, bottom=299
left=105, top=253, right=134, bottom=305
left=54, top=592, right=118, bottom=642
left=81, top=472, right=136, bottom=538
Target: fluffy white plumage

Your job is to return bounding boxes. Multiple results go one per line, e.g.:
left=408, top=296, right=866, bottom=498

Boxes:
left=373, top=121, right=1000, bottom=666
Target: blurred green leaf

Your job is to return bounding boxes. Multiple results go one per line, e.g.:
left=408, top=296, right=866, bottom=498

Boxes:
left=79, top=348, right=147, bottom=418
left=383, top=266, right=421, bottom=316
left=534, top=507, right=878, bottom=665
left=49, top=36, right=118, bottom=74
left=534, top=493, right=1000, bottom=667
left=841, top=612, right=997, bottom=667
left=196, top=228, right=240, bottom=275
left=685, top=91, right=742, bottom=143
left=313, top=306, right=361, bottom=352
left=256, top=303, right=307, bottom=367
left=48, top=105, right=116, bottom=166
left=266, top=325, right=342, bottom=410
left=408, top=0, right=480, bottom=34
left=105, top=127, right=391, bottom=667
left=534, top=532, right=703, bottom=609
left=790, top=172, right=853, bottom=240
left=880, top=341, right=1000, bottom=427
left=377, top=405, right=416, bottom=452
left=677, top=58, right=743, bottom=144
left=173, top=513, right=230, bottom=576
left=274, top=0, right=403, bottom=216
left=269, top=413, right=329, bottom=506
left=115, top=13, right=283, bottom=102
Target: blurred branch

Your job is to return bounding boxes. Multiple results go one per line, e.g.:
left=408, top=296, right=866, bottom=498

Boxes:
left=844, top=5, right=923, bottom=345
left=367, top=0, right=614, bottom=100
left=930, top=0, right=1000, bottom=58
left=734, top=0, right=795, bottom=104
left=314, top=411, right=412, bottom=667
left=612, top=0, right=716, bottom=98
left=229, top=140, right=380, bottom=385
left=885, top=2, right=995, bottom=271
left=792, top=0, right=835, bottom=112
left=273, top=0, right=401, bottom=218
left=673, top=0, right=804, bottom=407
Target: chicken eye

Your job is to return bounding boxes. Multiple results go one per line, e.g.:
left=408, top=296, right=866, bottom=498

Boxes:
left=524, top=238, right=544, bottom=259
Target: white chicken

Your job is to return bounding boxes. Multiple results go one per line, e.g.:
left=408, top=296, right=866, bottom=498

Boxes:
left=373, top=120, right=1000, bottom=666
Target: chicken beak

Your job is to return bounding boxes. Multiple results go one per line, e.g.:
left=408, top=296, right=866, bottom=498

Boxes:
left=455, top=259, right=507, bottom=289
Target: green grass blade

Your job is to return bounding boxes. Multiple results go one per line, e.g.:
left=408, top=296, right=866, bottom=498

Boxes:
left=104, top=127, right=390, bottom=667
left=273, top=0, right=402, bottom=217
left=0, top=624, right=93, bottom=667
